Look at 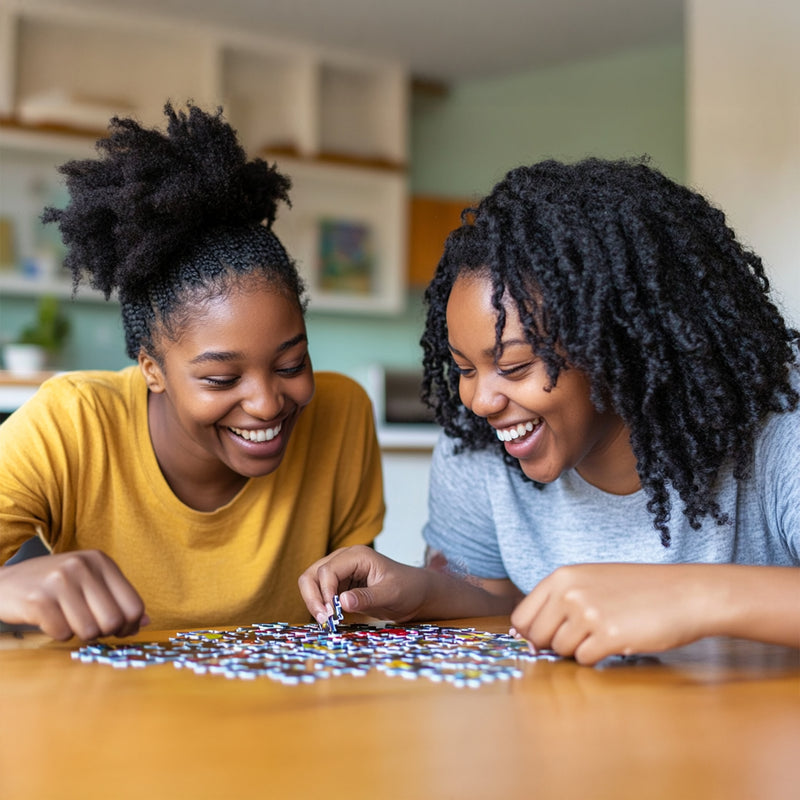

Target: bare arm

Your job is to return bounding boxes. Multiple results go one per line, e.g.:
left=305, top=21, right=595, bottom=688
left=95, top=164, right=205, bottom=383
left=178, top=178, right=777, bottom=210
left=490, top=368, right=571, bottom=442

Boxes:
left=510, top=563, right=800, bottom=665
left=702, top=564, right=800, bottom=645
left=298, top=545, right=522, bottom=627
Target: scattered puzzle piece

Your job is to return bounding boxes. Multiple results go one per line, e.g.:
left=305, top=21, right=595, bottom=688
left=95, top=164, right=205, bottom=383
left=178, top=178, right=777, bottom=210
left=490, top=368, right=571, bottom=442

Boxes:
left=72, top=621, right=559, bottom=688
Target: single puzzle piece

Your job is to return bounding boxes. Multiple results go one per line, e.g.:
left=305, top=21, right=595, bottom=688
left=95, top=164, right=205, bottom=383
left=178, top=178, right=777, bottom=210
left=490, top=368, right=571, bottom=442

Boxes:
left=319, top=594, right=345, bottom=633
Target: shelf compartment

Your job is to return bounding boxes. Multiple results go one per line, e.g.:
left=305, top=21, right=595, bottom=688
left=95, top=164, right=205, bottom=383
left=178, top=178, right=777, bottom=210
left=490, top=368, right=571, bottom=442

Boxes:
left=271, top=156, right=407, bottom=315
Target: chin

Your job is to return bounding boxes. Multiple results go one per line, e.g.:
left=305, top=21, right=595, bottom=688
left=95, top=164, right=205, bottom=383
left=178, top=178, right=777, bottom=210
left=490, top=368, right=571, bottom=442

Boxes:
left=519, top=461, right=561, bottom=484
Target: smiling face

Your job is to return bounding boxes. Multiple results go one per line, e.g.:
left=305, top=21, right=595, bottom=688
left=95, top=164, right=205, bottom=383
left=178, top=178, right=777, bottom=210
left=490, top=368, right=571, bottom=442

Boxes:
left=139, top=275, right=315, bottom=508
left=446, top=272, right=640, bottom=494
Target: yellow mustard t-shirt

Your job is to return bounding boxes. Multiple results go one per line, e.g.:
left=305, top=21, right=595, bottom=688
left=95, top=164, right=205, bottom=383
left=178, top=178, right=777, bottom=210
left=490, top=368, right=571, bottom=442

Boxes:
left=0, top=368, right=384, bottom=628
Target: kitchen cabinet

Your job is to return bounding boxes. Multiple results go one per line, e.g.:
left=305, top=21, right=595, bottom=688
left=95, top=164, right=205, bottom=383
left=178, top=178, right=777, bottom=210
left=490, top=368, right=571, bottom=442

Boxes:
left=407, top=194, right=475, bottom=287
left=0, top=0, right=409, bottom=312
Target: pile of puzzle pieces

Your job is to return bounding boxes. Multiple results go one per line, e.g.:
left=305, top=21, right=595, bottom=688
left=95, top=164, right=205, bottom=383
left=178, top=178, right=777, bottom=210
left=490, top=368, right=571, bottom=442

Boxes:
left=72, top=620, right=559, bottom=688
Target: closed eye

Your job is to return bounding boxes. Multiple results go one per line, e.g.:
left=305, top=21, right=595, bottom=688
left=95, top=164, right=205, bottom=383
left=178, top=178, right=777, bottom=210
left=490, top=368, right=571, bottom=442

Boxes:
left=203, top=376, right=239, bottom=387
left=276, top=354, right=309, bottom=376
left=497, top=363, right=533, bottom=377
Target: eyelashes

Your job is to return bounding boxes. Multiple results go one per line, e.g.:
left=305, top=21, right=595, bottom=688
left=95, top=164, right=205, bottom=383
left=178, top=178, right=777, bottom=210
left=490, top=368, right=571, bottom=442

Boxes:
left=202, top=354, right=310, bottom=386
left=450, top=361, right=535, bottom=378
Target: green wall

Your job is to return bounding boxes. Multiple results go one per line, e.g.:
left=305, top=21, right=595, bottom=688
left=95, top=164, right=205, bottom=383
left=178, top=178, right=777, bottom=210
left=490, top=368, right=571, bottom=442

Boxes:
left=0, top=291, right=428, bottom=381
left=411, top=42, right=685, bottom=197
left=1, top=40, right=684, bottom=378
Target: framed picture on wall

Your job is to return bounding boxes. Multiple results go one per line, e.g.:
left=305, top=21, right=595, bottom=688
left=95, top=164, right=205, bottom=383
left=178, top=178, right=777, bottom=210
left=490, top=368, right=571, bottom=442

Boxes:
left=271, top=157, right=407, bottom=314
left=317, top=218, right=374, bottom=296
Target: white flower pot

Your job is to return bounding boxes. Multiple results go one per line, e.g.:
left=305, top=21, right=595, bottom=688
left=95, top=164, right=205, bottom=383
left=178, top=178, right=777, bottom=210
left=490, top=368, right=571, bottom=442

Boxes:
left=2, top=343, right=48, bottom=376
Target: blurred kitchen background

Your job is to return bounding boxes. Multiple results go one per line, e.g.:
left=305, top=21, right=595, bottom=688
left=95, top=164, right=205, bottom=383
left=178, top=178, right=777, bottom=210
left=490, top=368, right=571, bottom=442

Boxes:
left=1, top=0, right=797, bottom=564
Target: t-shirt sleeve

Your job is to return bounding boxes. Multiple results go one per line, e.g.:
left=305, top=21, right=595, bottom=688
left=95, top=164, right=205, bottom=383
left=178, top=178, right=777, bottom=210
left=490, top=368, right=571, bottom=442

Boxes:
left=757, top=406, right=800, bottom=563
left=327, top=377, right=385, bottom=551
left=422, top=433, right=508, bottom=579
left=0, top=377, right=75, bottom=562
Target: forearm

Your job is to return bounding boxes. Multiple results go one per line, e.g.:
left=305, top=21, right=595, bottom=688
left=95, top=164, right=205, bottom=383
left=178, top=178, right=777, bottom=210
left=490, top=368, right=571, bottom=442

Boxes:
left=701, top=564, right=800, bottom=647
left=414, top=567, right=520, bottom=621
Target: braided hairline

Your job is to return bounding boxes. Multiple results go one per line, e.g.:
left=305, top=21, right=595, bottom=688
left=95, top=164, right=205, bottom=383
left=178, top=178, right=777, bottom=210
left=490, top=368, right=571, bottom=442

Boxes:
left=420, top=157, right=799, bottom=545
left=118, top=225, right=307, bottom=362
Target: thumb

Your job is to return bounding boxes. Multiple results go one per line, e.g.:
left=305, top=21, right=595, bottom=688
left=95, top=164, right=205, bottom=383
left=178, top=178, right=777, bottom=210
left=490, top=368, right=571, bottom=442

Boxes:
left=340, top=585, right=390, bottom=616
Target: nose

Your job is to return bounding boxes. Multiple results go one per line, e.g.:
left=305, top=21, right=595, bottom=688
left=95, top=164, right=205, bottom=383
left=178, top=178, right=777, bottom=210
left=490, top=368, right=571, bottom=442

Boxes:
left=240, top=375, right=283, bottom=421
left=461, top=371, right=507, bottom=419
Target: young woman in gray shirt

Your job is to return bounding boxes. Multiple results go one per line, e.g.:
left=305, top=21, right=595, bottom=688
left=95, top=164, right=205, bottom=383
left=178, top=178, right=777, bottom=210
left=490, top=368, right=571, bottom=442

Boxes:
left=300, top=157, right=799, bottom=664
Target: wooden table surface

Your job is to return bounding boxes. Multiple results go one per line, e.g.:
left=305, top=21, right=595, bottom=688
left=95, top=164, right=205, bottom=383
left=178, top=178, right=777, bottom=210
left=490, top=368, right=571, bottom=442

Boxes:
left=1, top=617, right=798, bottom=800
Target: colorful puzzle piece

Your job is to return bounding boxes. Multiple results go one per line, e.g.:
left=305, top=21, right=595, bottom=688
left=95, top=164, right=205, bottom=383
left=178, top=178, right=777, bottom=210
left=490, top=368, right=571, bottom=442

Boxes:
left=320, top=595, right=344, bottom=633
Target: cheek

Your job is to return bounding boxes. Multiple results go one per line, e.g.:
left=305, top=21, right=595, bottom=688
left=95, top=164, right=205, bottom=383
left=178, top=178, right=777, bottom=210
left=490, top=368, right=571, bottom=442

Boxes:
left=174, top=385, right=236, bottom=423
left=292, top=375, right=316, bottom=409
left=563, top=394, right=601, bottom=433
left=191, top=398, right=233, bottom=426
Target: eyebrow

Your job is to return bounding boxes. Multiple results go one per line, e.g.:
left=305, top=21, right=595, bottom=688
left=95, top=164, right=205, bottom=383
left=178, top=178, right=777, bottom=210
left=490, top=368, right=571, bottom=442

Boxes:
left=189, top=332, right=308, bottom=365
left=448, top=338, right=531, bottom=359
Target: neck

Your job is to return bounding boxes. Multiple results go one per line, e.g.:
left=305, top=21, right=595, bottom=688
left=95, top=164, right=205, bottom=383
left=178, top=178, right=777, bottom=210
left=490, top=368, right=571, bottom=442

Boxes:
left=576, top=418, right=641, bottom=495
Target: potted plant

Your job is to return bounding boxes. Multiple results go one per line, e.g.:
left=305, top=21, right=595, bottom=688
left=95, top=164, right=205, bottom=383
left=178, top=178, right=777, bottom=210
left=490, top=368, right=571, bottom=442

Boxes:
left=2, top=295, right=71, bottom=375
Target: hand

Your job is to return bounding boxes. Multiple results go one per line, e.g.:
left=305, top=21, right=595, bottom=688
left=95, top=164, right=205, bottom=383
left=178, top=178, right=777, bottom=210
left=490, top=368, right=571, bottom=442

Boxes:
left=298, top=545, right=433, bottom=627
left=0, top=550, right=149, bottom=641
left=510, top=563, right=711, bottom=665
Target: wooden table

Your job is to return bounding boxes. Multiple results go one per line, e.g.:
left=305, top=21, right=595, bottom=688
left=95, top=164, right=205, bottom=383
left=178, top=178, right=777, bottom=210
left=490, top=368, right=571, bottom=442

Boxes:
left=1, top=618, right=798, bottom=800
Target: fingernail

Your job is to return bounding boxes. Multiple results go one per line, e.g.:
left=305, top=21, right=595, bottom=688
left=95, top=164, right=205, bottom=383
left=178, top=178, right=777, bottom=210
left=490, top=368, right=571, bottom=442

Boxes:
left=509, top=627, right=521, bottom=639
left=316, top=612, right=329, bottom=628
left=140, top=614, right=151, bottom=627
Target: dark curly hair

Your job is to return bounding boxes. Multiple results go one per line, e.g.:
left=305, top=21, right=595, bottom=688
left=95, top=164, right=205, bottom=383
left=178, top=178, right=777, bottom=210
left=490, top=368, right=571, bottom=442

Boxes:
left=421, top=156, right=799, bottom=546
left=42, top=101, right=306, bottom=361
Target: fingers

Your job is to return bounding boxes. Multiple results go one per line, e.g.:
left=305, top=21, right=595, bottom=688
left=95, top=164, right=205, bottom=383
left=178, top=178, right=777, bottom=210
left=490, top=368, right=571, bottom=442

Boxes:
left=298, top=546, right=374, bottom=627
left=28, top=596, right=73, bottom=642
left=510, top=570, right=595, bottom=662
left=298, top=546, right=415, bottom=624
left=0, top=551, right=146, bottom=641
left=550, top=621, right=592, bottom=662
left=572, top=636, right=615, bottom=666
left=82, top=553, right=146, bottom=638
left=509, top=576, right=553, bottom=647
left=80, top=555, right=147, bottom=638
left=46, top=552, right=146, bottom=640
left=339, top=584, right=381, bottom=615
left=510, top=566, right=633, bottom=666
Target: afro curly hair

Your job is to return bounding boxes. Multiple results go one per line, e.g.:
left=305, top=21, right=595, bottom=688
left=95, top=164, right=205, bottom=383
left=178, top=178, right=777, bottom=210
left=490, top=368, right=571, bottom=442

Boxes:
left=421, top=156, right=799, bottom=546
left=42, top=101, right=305, bottom=360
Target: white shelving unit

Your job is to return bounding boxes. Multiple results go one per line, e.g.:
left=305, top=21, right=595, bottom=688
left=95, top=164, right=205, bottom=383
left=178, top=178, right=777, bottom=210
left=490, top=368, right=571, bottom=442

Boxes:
left=0, top=273, right=102, bottom=301
left=0, top=0, right=409, bottom=313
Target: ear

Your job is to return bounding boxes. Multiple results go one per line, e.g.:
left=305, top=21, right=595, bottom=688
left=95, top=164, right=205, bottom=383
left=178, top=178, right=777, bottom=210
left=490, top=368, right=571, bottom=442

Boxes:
left=138, top=350, right=166, bottom=394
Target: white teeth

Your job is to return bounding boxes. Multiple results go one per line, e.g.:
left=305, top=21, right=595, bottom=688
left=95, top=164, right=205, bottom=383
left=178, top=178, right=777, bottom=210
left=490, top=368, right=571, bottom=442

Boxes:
left=495, top=420, right=537, bottom=442
left=229, top=422, right=282, bottom=442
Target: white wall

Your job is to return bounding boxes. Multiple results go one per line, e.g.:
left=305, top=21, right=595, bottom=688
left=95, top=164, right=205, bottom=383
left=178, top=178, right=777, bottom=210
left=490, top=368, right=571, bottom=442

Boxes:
left=374, top=451, right=430, bottom=567
left=687, top=0, right=800, bottom=326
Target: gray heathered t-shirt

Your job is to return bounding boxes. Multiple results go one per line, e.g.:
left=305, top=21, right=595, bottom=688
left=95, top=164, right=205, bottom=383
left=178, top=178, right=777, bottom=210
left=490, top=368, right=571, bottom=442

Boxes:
left=422, top=404, right=800, bottom=592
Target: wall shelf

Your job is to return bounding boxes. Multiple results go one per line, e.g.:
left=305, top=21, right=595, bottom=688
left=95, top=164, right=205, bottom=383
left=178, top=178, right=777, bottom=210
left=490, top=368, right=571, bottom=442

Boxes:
left=0, top=274, right=112, bottom=303
left=0, top=0, right=409, bottom=312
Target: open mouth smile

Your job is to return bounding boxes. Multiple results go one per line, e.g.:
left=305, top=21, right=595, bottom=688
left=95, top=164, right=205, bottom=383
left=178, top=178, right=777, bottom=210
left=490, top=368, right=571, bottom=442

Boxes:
left=494, top=418, right=541, bottom=442
left=228, top=422, right=283, bottom=442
